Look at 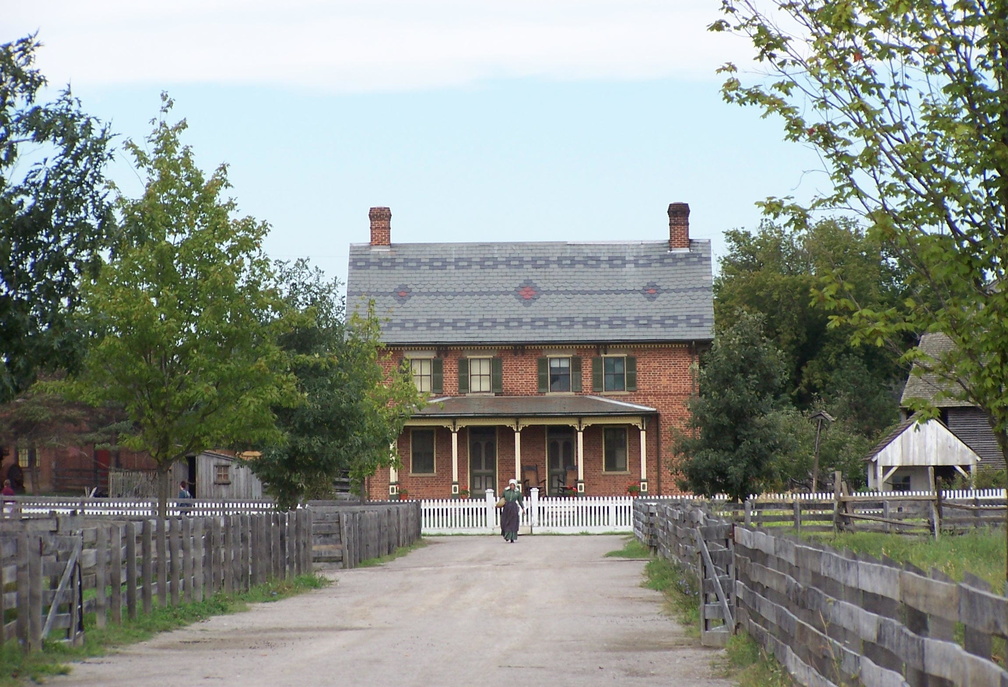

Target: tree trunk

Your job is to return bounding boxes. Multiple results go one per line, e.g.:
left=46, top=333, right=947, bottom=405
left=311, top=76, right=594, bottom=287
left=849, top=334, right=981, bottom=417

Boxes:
left=156, top=466, right=170, bottom=521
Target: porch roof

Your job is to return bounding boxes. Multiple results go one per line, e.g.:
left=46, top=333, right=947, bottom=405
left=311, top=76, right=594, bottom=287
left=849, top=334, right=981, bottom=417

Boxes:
left=412, top=395, right=657, bottom=419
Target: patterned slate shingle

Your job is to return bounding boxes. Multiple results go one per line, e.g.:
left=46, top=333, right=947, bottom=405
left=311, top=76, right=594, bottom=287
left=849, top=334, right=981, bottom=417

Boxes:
left=346, top=239, right=714, bottom=346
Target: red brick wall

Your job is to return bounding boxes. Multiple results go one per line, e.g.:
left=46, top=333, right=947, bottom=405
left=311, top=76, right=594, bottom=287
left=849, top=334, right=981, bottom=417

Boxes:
left=373, top=344, right=698, bottom=500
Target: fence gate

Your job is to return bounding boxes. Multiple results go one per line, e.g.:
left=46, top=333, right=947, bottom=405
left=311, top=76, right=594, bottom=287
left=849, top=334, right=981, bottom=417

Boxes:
left=43, top=533, right=85, bottom=646
left=694, top=522, right=735, bottom=647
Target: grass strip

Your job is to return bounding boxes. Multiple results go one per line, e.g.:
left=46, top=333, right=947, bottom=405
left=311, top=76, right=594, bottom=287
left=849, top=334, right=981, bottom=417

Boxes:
left=0, top=573, right=329, bottom=686
left=609, top=536, right=796, bottom=687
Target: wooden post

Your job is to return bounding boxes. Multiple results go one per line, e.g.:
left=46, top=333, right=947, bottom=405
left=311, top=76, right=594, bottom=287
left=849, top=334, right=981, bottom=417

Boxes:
left=181, top=517, right=193, bottom=603
left=125, top=521, right=138, bottom=620
left=272, top=512, right=282, bottom=580
left=222, top=515, right=234, bottom=594
left=16, top=533, right=30, bottom=648
left=28, top=533, right=42, bottom=651
left=142, top=519, right=153, bottom=614
left=832, top=471, right=843, bottom=533
left=192, top=518, right=204, bottom=603
left=169, top=518, right=181, bottom=606
left=209, top=516, right=221, bottom=596
left=249, top=514, right=260, bottom=587
left=109, top=523, right=122, bottom=624
left=94, top=524, right=108, bottom=628
left=156, top=516, right=167, bottom=607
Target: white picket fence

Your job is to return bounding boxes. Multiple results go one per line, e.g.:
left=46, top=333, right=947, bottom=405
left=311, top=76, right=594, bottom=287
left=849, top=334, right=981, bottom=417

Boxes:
left=422, top=489, right=635, bottom=535
left=420, top=487, right=1008, bottom=535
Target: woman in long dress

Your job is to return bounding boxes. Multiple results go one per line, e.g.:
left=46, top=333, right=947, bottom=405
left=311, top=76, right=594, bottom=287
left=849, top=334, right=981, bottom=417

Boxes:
left=500, top=478, right=524, bottom=543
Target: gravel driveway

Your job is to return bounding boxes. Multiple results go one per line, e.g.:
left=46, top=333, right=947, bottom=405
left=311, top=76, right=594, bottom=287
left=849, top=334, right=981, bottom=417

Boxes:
left=53, top=534, right=734, bottom=687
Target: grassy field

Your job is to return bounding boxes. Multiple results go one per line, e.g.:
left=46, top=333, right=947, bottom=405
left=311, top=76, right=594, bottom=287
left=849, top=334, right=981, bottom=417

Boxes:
left=809, top=528, right=1006, bottom=591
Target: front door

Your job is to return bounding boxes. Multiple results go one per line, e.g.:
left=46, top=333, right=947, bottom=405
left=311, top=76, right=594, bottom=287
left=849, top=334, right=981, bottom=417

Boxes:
left=469, top=427, right=497, bottom=495
left=547, top=427, right=575, bottom=495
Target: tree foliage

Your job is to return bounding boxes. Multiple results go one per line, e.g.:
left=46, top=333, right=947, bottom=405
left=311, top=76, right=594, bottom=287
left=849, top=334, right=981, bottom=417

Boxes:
left=715, top=216, right=909, bottom=438
left=711, top=0, right=1008, bottom=463
left=674, top=311, right=790, bottom=501
left=67, top=96, right=293, bottom=517
left=0, top=35, right=115, bottom=402
left=251, top=261, right=423, bottom=509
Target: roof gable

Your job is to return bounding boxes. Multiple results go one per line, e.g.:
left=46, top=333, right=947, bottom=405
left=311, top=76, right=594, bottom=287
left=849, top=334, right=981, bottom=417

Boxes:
left=866, top=416, right=980, bottom=467
left=347, top=239, right=714, bottom=346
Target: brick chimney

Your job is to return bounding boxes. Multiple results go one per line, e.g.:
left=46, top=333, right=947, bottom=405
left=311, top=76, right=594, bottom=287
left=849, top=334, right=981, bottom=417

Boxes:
left=668, top=203, right=690, bottom=250
left=369, top=207, right=392, bottom=246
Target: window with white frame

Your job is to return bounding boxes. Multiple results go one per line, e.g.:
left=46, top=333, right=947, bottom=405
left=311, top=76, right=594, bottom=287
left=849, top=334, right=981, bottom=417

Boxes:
left=549, top=357, right=571, bottom=392
left=603, top=427, right=628, bottom=472
left=468, top=357, right=493, bottom=393
left=410, top=358, right=433, bottom=393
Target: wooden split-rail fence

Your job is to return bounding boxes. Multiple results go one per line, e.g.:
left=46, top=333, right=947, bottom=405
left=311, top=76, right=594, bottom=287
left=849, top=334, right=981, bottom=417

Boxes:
left=635, top=500, right=1008, bottom=686
left=641, top=485, right=1007, bottom=537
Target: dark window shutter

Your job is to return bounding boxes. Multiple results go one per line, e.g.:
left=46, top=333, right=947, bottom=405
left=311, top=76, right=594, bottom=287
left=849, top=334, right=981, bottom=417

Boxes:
left=625, top=356, right=637, bottom=391
left=491, top=357, right=503, bottom=393
left=537, top=357, right=548, bottom=393
left=592, top=357, right=603, bottom=392
left=432, top=358, right=443, bottom=394
left=458, top=358, right=469, bottom=394
left=571, top=356, right=582, bottom=392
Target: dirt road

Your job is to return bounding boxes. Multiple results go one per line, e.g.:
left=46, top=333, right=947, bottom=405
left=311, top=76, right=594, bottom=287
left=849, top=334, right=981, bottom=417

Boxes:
left=53, top=535, right=734, bottom=687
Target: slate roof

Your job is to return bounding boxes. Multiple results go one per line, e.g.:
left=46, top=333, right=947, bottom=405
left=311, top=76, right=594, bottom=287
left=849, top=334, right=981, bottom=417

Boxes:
left=346, top=239, right=714, bottom=346
left=900, top=332, right=973, bottom=408
left=412, top=395, right=657, bottom=420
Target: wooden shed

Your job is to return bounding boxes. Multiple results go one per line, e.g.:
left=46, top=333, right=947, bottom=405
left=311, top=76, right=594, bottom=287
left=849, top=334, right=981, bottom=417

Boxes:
left=187, top=450, right=264, bottom=500
left=866, top=416, right=980, bottom=491
left=110, top=450, right=265, bottom=499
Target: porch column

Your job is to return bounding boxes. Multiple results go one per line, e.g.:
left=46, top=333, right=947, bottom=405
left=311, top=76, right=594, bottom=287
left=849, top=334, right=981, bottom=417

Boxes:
left=389, top=441, right=399, bottom=497
left=451, top=428, right=459, bottom=495
left=638, top=425, right=648, bottom=493
left=513, top=426, right=522, bottom=485
left=576, top=427, right=585, bottom=493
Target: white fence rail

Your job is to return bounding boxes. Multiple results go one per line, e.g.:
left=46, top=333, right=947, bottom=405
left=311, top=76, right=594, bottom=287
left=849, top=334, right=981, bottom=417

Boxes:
left=3, top=496, right=277, bottom=518
left=419, top=487, right=1008, bottom=535
left=421, top=489, right=635, bottom=535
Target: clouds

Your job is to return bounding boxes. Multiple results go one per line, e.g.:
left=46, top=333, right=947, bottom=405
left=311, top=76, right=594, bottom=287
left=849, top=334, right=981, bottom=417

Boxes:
left=10, top=1, right=748, bottom=92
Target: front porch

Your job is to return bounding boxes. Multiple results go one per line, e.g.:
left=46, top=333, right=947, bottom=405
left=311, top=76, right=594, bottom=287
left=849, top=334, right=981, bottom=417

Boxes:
left=387, top=395, right=659, bottom=500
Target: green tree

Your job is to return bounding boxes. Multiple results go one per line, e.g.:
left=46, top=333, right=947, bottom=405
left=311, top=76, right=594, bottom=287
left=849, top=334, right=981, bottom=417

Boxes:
left=763, top=407, right=872, bottom=493
left=673, top=311, right=790, bottom=502
left=715, top=217, right=908, bottom=437
left=67, top=96, right=293, bottom=518
left=712, top=0, right=1008, bottom=574
left=0, top=35, right=115, bottom=403
left=251, top=261, right=423, bottom=509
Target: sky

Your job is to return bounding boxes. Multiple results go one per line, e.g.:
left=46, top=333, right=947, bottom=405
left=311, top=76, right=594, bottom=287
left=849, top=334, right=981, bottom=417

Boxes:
left=6, top=1, right=827, bottom=290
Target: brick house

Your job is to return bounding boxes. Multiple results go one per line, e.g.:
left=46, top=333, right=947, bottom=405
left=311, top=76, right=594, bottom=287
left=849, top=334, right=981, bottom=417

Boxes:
left=346, top=203, right=714, bottom=500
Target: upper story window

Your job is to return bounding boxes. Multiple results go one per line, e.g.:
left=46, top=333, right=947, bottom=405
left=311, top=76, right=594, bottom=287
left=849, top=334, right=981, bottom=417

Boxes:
left=406, top=354, right=442, bottom=394
left=592, top=356, right=637, bottom=392
left=537, top=356, right=582, bottom=393
left=457, top=357, right=503, bottom=394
